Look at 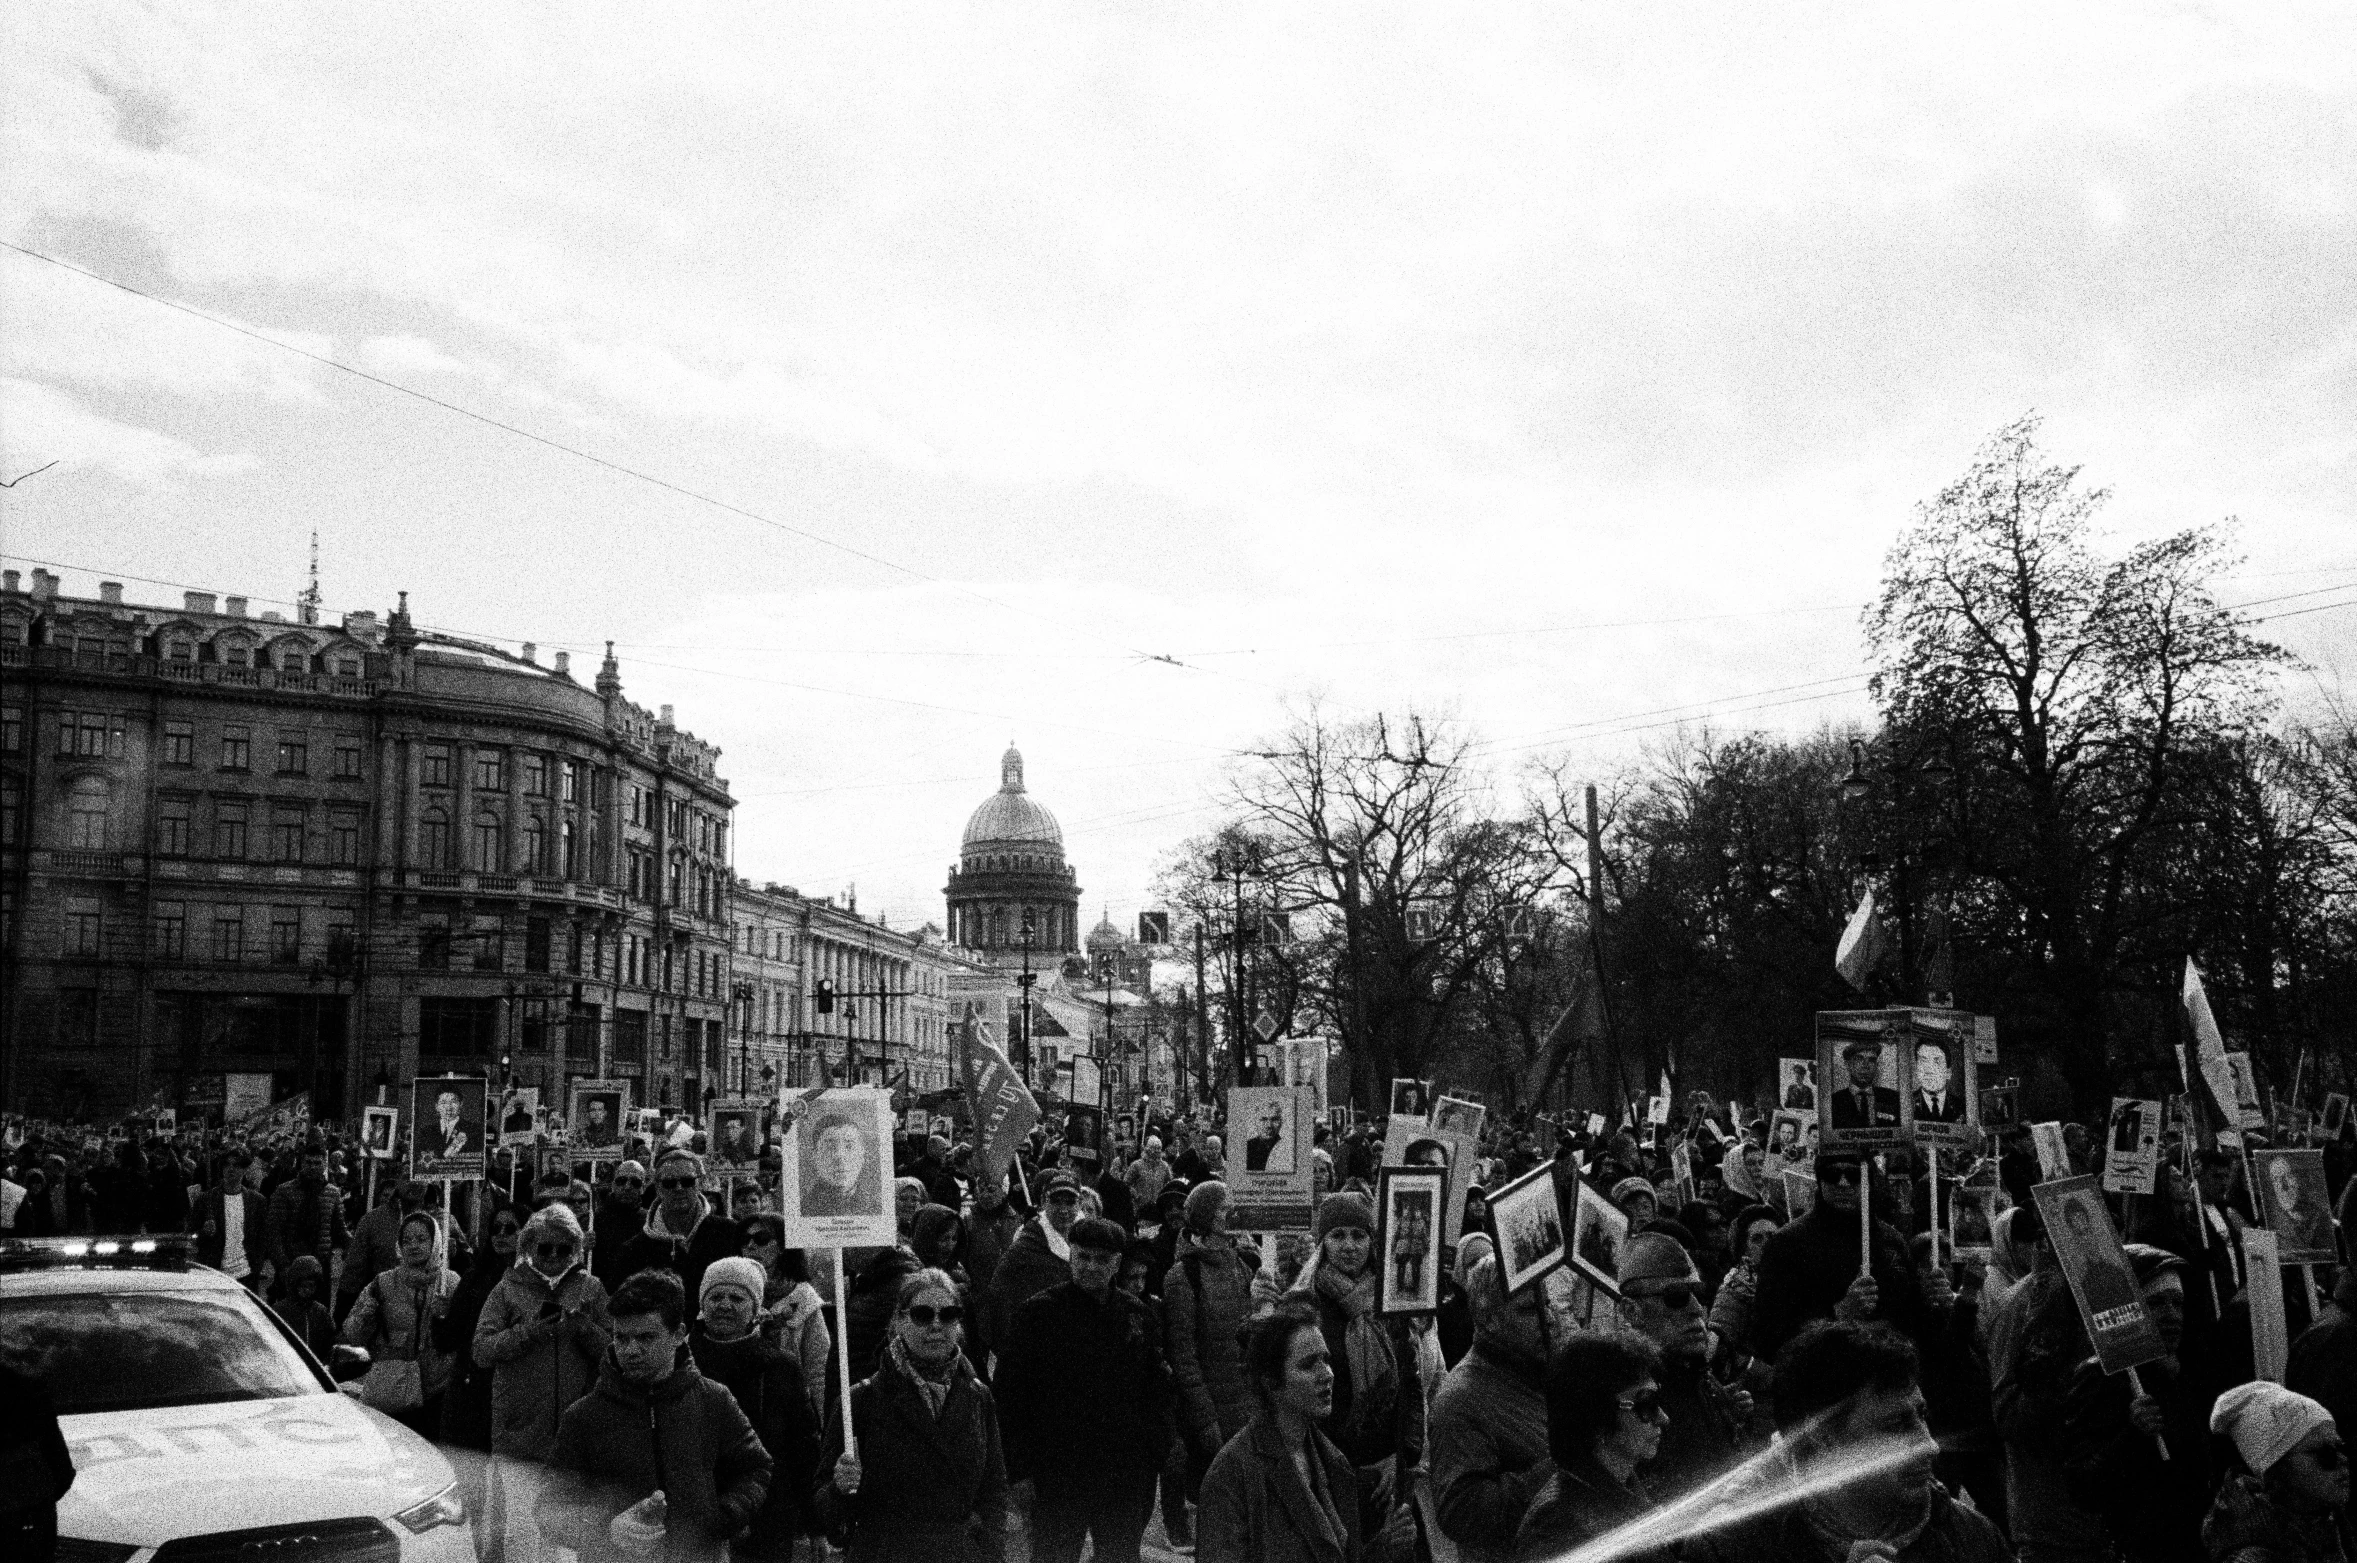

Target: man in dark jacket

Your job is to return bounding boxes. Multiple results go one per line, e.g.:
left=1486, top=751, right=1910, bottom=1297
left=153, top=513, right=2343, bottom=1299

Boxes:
left=996, top=1217, right=1172, bottom=1563
left=983, top=1170, right=1081, bottom=1352
left=264, top=1143, right=349, bottom=1298
left=538, top=1270, right=772, bottom=1563
left=1750, top=1151, right=1929, bottom=1361
left=615, top=1149, right=742, bottom=1304
left=192, top=1152, right=268, bottom=1289
left=1615, top=1232, right=1752, bottom=1500
left=592, top=1162, right=649, bottom=1287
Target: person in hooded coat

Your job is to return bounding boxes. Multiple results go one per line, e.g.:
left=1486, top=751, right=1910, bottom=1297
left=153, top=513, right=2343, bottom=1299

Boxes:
left=476, top=1203, right=612, bottom=1563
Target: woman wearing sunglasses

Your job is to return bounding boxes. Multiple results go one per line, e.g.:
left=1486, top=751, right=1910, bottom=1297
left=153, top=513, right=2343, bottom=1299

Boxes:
left=474, top=1202, right=613, bottom=1562
left=1510, top=1333, right=1670, bottom=1563
left=814, top=1267, right=1009, bottom=1562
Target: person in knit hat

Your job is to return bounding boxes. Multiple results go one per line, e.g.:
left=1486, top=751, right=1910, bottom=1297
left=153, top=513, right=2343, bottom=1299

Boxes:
left=1163, top=1178, right=1258, bottom=1529
left=690, top=1256, right=817, bottom=1557
left=2204, top=1382, right=2348, bottom=1563
left=1611, top=1176, right=1658, bottom=1227
left=1291, top=1190, right=1424, bottom=1527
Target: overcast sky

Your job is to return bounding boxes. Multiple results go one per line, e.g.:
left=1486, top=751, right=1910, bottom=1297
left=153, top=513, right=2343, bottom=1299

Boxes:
left=4, top=3, right=2352, bottom=933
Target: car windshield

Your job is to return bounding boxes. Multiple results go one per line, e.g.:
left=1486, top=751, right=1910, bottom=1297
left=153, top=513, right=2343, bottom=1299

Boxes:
left=0, top=1290, right=322, bottom=1414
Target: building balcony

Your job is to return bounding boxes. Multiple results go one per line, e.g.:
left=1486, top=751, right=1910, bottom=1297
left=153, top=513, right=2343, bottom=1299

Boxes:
left=12, top=644, right=386, bottom=695
left=36, top=849, right=144, bottom=879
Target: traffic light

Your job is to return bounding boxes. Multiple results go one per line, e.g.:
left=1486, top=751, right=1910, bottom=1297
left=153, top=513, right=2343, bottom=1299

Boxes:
left=814, top=979, right=835, bottom=1014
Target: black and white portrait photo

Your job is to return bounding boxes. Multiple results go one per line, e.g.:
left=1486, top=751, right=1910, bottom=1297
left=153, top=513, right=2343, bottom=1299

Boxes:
left=361, top=1106, right=398, bottom=1160
left=1235, top=1086, right=1296, bottom=1174
left=568, top=1081, right=629, bottom=1158
left=1491, top=1162, right=1568, bottom=1295
left=499, top=1087, right=540, bottom=1148
left=2255, top=1148, right=2338, bottom=1265
left=1818, top=1012, right=1904, bottom=1144
left=1389, top=1078, right=1433, bottom=1121
left=410, top=1076, right=487, bottom=1179
left=782, top=1087, right=896, bottom=1247
left=1432, top=1095, right=1486, bottom=1142
left=708, top=1101, right=763, bottom=1170
left=1780, top=1058, right=1817, bottom=1110
left=1376, top=1166, right=1444, bottom=1316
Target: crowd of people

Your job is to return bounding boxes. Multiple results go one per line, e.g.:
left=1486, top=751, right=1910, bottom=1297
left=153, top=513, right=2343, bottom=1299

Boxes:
left=7, top=1081, right=2357, bottom=1563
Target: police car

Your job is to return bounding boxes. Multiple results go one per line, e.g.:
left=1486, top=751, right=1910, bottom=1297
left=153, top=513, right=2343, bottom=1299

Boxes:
left=0, top=1236, right=474, bottom=1563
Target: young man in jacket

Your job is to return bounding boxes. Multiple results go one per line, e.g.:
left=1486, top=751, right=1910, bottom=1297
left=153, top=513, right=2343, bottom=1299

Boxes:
left=997, top=1217, right=1173, bottom=1563
left=537, top=1269, right=770, bottom=1563
left=192, top=1152, right=268, bottom=1290
left=264, top=1143, right=348, bottom=1301
left=476, top=1203, right=611, bottom=1563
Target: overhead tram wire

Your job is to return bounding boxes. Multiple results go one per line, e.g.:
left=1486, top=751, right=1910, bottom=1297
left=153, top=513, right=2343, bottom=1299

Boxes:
left=0, top=239, right=1224, bottom=677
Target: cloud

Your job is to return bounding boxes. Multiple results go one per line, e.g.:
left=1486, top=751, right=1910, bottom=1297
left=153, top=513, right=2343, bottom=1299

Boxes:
left=0, top=378, right=258, bottom=485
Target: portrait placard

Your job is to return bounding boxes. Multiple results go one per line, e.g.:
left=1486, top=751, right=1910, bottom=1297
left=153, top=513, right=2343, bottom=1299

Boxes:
left=498, top=1087, right=541, bottom=1149
left=1979, top=1085, right=2021, bottom=1131
left=1382, top=1116, right=1478, bottom=1246
left=2030, top=1121, right=2072, bottom=1182
left=777, top=1087, right=896, bottom=1249
left=2033, top=1175, right=2168, bottom=1376
left=1778, top=1057, right=1818, bottom=1111
left=410, top=1076, right=488, bottom=1180
left=2100, top=1098, right=2162, bottom=1196
left=1390, top=1078, right=1434, bottom=1121
left=567, top=1080, right=631, bottom=1161
left=1065, top=1105, right=1106, bottom=1165
left=1764, top=1109, right=1815, bottom=1182
left=1949, top=1175, right=2001, bottom=1261
left=1491, top=1161, right=1569, bottom=1295
left=1782, top=1168, right=1818, bottom=1217
left=708, top=1099, right=765, bottom=1172
left=1375, top=1166, right=1444, bottom=1316
left=1228, top=1086, right=1314, bottom=1231
left=1973, top=1014, right=1999, bottom=1066
left=2224, top=1051, right=2266, bottom=1130
left=1816, top=1010, right=1908, bottom=1149
left=2246, top=1228, right=2287, bottom=1381
left=1569, top=1173, right=1628, bottom=1296
left=2252, top=1147, right=2337, bottom=1265
left=1901, top=1009, right=1977, bottom=1148
left=1431, top=1095, right=1487, bottom=1142
left=361, top=1106, right=399, bottom=1160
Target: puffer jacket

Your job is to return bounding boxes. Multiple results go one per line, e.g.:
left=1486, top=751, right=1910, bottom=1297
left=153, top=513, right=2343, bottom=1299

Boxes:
left=690, top=1328, right=819, bottom=1558
left=473, top=1261, right=613, bottom=1460
left=1164, top=1238, right=1259, bottom=1454
left=342, top=1263, right=461, bottom=1398
left=760, top=1279, right=832, bottom=1420
left=538, top=1350, right=772, bottom=1563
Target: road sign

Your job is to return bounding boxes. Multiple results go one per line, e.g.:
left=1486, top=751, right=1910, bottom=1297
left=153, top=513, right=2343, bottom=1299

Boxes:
left=1254, top=1009, right=1281, bottom=1042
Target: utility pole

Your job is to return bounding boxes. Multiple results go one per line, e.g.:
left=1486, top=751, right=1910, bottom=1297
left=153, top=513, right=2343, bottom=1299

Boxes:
left=1585, top=783, right=1626, bottom=1112
left=1343, top=855, right=1368, bottom=1115
left=1193, top=922, right=1211, bottom=1110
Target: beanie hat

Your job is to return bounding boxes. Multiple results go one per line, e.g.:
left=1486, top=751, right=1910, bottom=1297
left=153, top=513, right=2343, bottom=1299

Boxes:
left=1184, top=1180, right=1230, bottom=1236
left=2211, top=1382, right=2335, bottom=1477
left=1611, top=1176, right=1656, bottom=1207
left=615, top=1160, right=649, bottom=1183
left=1041, top=1168, right=1081, bottom=1195
left=1314, top=1192, right=1376, bottom=1243
left=698, top=1256, right=768, bottom=1315
left=1616, top=1231, right=1702, bottom=1294
left=1069, top=1216, right=1128, bottom=1256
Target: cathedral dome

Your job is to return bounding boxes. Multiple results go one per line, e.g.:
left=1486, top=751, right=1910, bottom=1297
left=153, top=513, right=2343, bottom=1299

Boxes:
left=962, top=744, right=1064, bottom=851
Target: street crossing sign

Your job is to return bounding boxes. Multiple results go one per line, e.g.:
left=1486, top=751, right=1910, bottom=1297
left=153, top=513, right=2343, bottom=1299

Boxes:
left=1253, top=1009, right=1280, bottom=1042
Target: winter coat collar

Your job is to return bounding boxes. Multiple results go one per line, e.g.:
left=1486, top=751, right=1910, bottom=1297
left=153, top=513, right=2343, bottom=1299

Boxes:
left=590, top=1344, right=706, bottom=1408
left=1242, top=1412, right=1358, bottom=1563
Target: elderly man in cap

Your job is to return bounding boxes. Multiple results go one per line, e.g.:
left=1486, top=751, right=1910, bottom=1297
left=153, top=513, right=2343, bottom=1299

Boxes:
left=985, top=1167, right=1083, bottom=1351
left=1428, top=1251, right=1554, bottom=1563
left=1829, top=1035, right=1902, bottom=1130
left=1751, top=1150, right=1930, bottom=1362
left=1617, top=1231, right=1754, bottom=1498
left=997, top=1215, right=1172, bottom=1563
left=615, top=1145, right=744, bottom=1303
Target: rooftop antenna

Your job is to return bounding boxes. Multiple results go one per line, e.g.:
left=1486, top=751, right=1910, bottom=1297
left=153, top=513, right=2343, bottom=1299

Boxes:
left=297, top=531, right=322, bottom=626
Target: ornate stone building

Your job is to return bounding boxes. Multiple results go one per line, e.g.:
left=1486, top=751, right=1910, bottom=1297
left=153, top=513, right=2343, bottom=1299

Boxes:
left=0, top=568, right=734, bottom=1120
left=943, top=745, right=1081, bottom=972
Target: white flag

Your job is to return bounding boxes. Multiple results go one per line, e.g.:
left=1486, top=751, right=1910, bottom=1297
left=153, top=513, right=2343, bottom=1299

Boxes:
left=2183, top=959, right=2245, bottom=1148
left=1835, top=887, right=1888, bottom=991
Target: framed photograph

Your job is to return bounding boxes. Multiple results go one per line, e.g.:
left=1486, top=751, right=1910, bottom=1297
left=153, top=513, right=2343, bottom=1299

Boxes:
left=1382, top=1117, right=1478, bottom=1246
left=2100, top=1097, right=2162, bottom=1196
left=1065, top=1105, right=1105, bottom=1164
left=409, top=1076, right=488, bottom=1180
left=498, top=1087, right=541, bottom=1149
left=1817, top=1010, right=1907, bottom=1149
left=1765, top=1109, right=1813, bottom=1175
left=2030, top=1121, right=2072, bottom=1182
left=1782, top=1167, right=1818, bottom=1218
left=2034, top=1175, right=2168, bottom=1375
left=360, top=1106, right=398, bottom=1160
left=2253, top=1147, right=2338, bottom=1265
left=1229, top=1086, right=1315, bottom=1231
left=1948, top=1178, right=2001, bottom=1261
left=567, top=1080, right=631, bottom=1160
left=1375, top=1166, right=1445, bottom=1316
left=1569, top=1173, right=1629, bottom=1295
left=1432, top=1095, right=1487, bottom=1142
left=708, top=1099, right=765, bottom=1172
left=1979, top=1085, right=2021, bottom=1131
left=777, top=1086, right=897, bottom=1248
left=2325, top=1093, right=2351, bottom=1141
left=1114, top=1112, right=1137, bottom=1147
left=1779, top=1057, right=1818, bottom=1110
left=1389, top=1078, right=1434, bottom=1121
left=1328, top=1105, right=1351, bottom=1132
left=1490, top=1161, right=1569, bottom=1295
left=1902, top=1009, right=1977, bottom=1148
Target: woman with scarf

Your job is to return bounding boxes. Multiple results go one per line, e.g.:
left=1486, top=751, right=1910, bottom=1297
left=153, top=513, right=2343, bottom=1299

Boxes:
left=341, top=1209, right=461, bottom=1440
left=1705, top=1203, right=1780, bottom=1369
left=1291, top=1192, right=1424, bottom=1535
left=692, top=1257, right=819, bottom=1559
left=1199, top=1304, right=1419, bottom=1563
left=1510, top=1332, right=1670, bottom=1563
left=743, top=1214, right=831, bottom=1422
left=475, top=1203, right=611, bottom=1563
left=435, top=1205, right=519, bottom=1456
left=814, top=1267, right=1009, bottom=1562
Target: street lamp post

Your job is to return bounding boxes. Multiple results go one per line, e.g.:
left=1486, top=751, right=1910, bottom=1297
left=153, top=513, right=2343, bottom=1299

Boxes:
left=1210, top=837, right=1266, bottom=1087
left=732, top=979, right=755, bottom=1095
left=1014, top=909, right=1039, bottom=1079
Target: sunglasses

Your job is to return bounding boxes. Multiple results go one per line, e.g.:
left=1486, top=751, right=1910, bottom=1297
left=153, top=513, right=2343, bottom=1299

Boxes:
left=1821, top=1164, right=1863, bottom=1186
left=1617, top=1390, right=1667, bottom=1422
left=903, top=1304, right=964, bottom=1326
left=1639, top=1285, right=1702, bottom=1310
left=611, top=1178, right=645, bottom=1189
left=657, top=1176, right=700, bottom=1191
left=1045, top=1190, right=1080, bottom=1202
left=533, top=1242, right=577, bottom=1260
left=746, top=1231, right=781, bottom=1247
left=493, top=1224, right=522, bottom=1237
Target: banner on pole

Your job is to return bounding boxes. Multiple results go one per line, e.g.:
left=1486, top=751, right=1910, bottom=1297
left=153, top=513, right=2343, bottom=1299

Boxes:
left=957, top=1016, right=1039, bottom=1191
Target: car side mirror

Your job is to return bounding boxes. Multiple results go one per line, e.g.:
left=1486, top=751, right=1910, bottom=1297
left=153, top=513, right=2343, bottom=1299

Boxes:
left=330, top=1344, right=372, bottom=1382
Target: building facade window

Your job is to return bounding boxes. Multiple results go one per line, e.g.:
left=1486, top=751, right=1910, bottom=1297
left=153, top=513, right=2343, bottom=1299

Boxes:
left=326, top=910, right=355, bottom=962
left=525, top=916, right=551, bottom=973
left=523, top=754, right=548, bottom=796
left=474, top=750, right=505, bottom=791
left=330, top=814, right=361, bottom=865
left=58, top=711, right=124, bottom=758
left=271, top=907, right=301, bottom=964
left=212, top=911, right=244, bottom=963
left=154, top=903, right=187, bottom=960
left=562, top=761, right=580, bottom=804
left=471, top=916, right=503, bottom=971
left=273, top=808, right=306, bottom=863
left=158, top=721, right=192, bottom=765
left=65, top=899, right=102, bottom=956
left=220, top=725, right=251, bottom=770
left=214, top=803, right=249, bottom=860
left=333, top=736, right=364, bottom=778
left=67, top=779, right=109, bottom=850
left=1, top=780, right=21, bottom=847
left=419, top=917, right=451, bottom=969
left=422, top=745, right=451, bottom=788
left=523, top=818, right=547, bottom=874
left=473, top=813, right=503, bottom=872
left=561, top=819, right=577, bottom=878
left=276, top=733, right=308, bottom=775
left=0, top=705, right=19, bottom=753
left=420, top=809, right=451, bottom=868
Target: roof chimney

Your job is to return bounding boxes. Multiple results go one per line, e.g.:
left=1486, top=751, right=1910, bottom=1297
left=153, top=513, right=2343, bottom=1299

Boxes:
left=520, top=643, right=536, bottom=664
left=184, top=591, right=217, bottom=614
left=553, top=650, right=571, bottom=676
left=30, top=569, right=58, bottom=599
left=2, top=571, right=19, bottom=594
left=99, top=581, right=124, bottom=605
left=224, top=596, right=248, bottom=617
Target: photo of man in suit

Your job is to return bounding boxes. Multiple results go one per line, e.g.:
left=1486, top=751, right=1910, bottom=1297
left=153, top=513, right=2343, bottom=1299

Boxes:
left=1245, top=1096, right=1290, bottom=1172
left=801, top=1108, right=883, bottom=1218
left=1912, top=1040, right=1965, bottom=1123
left=431, top=1089, right=471, bottom=1158
left=2110, top=1099, right=2147, bottom=1155
left=712, top=1110, right=760, bottom=1165
left=1828, top=1037, right=1901, bottom=1129
left=501, top=1090, right=537, bottom=1138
